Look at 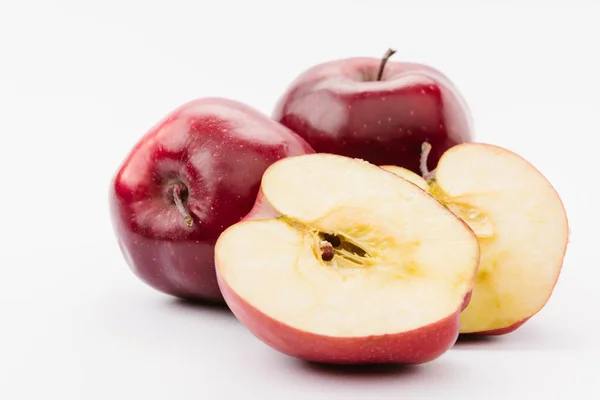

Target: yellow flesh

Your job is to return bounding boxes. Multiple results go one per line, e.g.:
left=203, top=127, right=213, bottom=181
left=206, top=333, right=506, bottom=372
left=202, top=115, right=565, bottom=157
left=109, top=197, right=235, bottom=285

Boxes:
left=387, top=144, right=568, bottom=333
left=216, top=154, right=479, bottom=337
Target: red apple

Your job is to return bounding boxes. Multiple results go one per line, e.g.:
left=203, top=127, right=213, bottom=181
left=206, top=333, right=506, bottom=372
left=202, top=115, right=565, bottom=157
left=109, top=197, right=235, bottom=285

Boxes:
left=382, top=142, right=569, bottom=335
left=272, top=49, right=474, bottom=174
left=215, top=153, right=480, bottom=364
left=109, top=97, right=314, bottom=302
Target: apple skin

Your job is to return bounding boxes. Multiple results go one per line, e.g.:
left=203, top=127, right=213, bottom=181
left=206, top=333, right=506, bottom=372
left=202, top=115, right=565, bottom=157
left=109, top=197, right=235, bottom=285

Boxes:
left=273, top=56, right=474, bottom=174
left=460, top=289, right=473, bottom=311
left=109, top=97, right=314, bottom=302
left=216, top=272, right=461, bottom=364
left=466, top=319, right=529, bottom=336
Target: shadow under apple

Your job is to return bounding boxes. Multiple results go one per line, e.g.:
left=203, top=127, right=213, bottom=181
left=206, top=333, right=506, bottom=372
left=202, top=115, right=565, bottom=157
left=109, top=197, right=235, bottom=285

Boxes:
left=453, top=334, right=501, bottom=348
left=298, top=360, right=421, bottom=379
left=451, top=319, right=575, bottom=351
left=167, top=296, right=234, bottom=316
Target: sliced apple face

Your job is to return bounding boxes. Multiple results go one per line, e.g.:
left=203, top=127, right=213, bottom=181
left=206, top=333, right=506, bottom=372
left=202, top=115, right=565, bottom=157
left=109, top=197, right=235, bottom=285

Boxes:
left=381, top=163, right=496, bottom=239
left=216, top=154, right=479, bottom=338
left=385, top=143, right=568, bottom=334
left=437, top=144, right=568, bottom=333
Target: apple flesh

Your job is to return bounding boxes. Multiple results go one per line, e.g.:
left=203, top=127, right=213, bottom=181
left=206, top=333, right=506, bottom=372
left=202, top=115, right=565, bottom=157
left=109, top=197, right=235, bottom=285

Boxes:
left=109, top=97, right=314, bottom=302
left=215, top=154, right=479, bottom=364
left=382, top=143, right=569, bottom=334
left=272, top=49, right=474, bottom=175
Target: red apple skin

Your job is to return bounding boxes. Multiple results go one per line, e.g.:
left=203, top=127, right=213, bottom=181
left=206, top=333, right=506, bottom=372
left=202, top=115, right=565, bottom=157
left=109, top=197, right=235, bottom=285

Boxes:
left=216, top=274, right=460, bottom=364
left=463, top=319, right=530, bottom=336
left=273, top=56, right=473, bottom=174
left=109, top=98, right=314, bottom=302
left=461, top=289, right=473, bottom=311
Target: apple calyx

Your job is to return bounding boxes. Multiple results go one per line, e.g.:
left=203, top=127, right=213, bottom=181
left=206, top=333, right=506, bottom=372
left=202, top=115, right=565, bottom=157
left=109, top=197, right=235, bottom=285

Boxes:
left=376, top=48, right=397, bottom=81
left=167, top=181, right=193, bottom=228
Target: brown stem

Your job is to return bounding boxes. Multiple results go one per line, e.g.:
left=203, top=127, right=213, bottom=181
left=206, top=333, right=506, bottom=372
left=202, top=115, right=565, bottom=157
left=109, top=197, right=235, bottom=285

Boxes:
left=173, top=186, right=193, bottom=227
left=420, top=142, right=436, bottom=181
left=376, top=48, right=397, bottom=81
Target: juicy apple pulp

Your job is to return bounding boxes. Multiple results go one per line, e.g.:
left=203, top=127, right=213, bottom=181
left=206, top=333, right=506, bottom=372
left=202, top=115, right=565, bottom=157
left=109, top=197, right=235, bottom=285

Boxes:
left=382, top=143, right=569, bottom=334
left=109, top=97, right=314, bottom=302
left=272, top=49, right=474, bottom=175
left=215, top=154, right=480, bottom=364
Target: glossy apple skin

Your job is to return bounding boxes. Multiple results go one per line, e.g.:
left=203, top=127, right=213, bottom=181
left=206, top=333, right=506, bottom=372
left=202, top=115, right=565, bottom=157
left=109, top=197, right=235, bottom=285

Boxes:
left=109, top=98, right=314, bottom=302
left=273, top=57, right=474, bottom=174
left=216, top=274, right=460, bottom=364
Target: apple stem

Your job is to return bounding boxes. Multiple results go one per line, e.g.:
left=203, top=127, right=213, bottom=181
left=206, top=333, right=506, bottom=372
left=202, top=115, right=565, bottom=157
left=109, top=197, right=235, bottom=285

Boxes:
left=420, top=142, right=436, bottom=181
left=173, top=185, right=193, bottom=228
left=376, top=48, right=397, bottom=81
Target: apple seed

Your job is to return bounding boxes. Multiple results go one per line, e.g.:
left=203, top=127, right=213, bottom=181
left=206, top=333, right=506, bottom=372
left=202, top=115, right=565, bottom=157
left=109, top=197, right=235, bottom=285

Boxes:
left=319, top=241, right=335, bottom=261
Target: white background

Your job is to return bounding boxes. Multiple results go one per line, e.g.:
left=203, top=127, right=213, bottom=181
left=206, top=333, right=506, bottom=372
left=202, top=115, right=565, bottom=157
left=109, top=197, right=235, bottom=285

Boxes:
left=1, top=0, right=598, bottom=398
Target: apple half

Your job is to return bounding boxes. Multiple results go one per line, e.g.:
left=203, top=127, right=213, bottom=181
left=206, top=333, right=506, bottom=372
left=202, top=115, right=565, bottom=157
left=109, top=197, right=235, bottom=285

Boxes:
left=215, top=153, right=479, bottom=364
left=382, top=143, right=569, bottom=335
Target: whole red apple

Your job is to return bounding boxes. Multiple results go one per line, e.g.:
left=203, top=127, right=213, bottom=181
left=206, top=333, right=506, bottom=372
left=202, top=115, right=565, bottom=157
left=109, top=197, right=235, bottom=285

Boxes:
left=272, top=49, right=474, bottom=174
left=109, top=97, right=314, bottom=302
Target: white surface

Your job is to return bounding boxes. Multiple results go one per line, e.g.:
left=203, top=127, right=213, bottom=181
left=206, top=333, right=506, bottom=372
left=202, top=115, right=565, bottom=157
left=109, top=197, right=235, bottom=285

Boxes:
left=1, top=1, right=599, bottom=398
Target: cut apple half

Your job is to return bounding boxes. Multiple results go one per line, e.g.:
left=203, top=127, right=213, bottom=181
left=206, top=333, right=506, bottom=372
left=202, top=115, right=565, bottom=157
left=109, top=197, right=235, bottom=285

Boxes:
left=382, top=143, right=569, bottom=335
left=215, top=153, right=479, bottom=364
